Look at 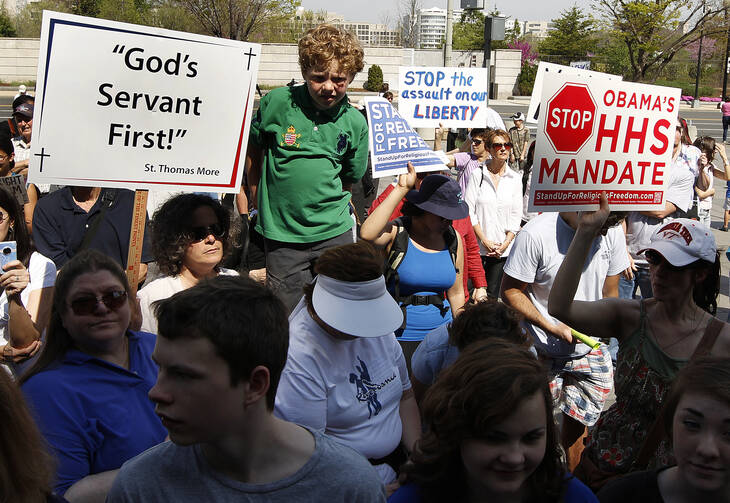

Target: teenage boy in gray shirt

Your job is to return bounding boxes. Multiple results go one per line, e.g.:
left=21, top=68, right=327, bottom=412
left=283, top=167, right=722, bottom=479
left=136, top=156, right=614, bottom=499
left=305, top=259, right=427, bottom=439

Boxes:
left=108, top=276, right=385, bottom=502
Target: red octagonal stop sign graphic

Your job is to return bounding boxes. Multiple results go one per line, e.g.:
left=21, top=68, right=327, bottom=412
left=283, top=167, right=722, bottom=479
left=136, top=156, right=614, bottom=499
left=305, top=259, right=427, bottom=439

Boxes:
left=544, top=82, right=596, bottom=154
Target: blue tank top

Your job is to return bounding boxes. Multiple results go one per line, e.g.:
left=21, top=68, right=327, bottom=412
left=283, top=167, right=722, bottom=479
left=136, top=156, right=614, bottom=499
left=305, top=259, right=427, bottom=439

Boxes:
left=391, top=239, right=456, bottom=342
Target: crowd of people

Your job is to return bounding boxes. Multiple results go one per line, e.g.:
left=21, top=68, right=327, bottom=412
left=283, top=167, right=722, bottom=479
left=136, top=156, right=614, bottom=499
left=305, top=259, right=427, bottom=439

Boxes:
left=1, top=22, right=730, bottom=503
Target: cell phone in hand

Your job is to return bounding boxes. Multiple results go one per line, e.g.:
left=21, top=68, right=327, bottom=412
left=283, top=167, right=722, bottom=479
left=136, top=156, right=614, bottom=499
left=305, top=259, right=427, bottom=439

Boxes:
left=0, top=241, right=17, bottom=270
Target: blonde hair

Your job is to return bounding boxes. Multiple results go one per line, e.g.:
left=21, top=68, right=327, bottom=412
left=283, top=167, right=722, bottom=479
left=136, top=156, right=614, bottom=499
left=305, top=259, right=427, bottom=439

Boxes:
left=298, top=24, right=364, bottom=77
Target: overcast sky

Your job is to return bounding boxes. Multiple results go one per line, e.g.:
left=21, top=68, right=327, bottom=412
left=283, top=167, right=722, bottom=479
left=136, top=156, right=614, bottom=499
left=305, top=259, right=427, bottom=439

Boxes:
left=298, top=0, right=595, bottom=25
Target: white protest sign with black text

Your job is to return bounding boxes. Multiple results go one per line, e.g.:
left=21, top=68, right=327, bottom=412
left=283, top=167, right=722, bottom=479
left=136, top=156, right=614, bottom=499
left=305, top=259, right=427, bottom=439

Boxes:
left=526, top=62, right=622, bottom=125
left=529, top=74, right=680, bottom=212
left=365, top=97, right=447, bottom=179
left=28, top=11, right=259, bottom=193
left=398, top=67, right=488, bottom=128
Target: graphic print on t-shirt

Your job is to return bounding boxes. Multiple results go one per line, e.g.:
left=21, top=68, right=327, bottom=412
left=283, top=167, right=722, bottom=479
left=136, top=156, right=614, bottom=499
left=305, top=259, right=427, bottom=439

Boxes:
left=349, top=356, right=397, bottom=419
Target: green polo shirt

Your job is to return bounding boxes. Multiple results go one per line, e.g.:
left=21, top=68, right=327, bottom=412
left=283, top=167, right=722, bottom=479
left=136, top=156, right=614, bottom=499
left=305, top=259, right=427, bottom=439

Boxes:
left=249, top=85, right=369, bottom=243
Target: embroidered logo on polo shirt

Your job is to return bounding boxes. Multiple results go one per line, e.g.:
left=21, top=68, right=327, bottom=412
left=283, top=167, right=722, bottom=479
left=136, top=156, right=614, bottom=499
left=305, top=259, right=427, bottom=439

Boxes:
left=336, top=132, right=348, bottom=153
left=281, top=125, right=301, bottom=148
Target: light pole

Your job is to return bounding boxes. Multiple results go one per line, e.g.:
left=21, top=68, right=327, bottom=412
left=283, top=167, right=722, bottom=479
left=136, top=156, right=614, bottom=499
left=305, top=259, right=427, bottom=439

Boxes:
left=445, top=0, right=454, bottom=67
left=723, top=0, right=730, bottom=99
left=692, top=0, right=705, bottom=108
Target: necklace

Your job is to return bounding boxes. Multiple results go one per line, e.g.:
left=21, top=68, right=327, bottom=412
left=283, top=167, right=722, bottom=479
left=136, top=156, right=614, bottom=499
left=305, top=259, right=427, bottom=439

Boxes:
left=657, top=306, right=706, bottom=353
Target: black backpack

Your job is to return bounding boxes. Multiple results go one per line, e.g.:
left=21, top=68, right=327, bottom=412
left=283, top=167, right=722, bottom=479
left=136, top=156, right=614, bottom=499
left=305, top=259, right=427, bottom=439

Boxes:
left=383, top=216, right=459, bottom=327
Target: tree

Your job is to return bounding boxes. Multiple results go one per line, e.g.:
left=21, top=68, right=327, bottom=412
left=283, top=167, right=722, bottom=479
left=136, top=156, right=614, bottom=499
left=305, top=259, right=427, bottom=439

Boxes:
left=365, top=65, right=383, bottom=91
left=174, top=0, right=299, bottom=41
left=538, top=6, right=596, bottom=62
left=596, top=0, right=727, bottom=82
left=505, top=18, right=521, bottom=43
left=452, top=9, right=485, bottom=50
left=398, top=0, right=420, bottom=48
left=0, top=3, right=16, bottom=36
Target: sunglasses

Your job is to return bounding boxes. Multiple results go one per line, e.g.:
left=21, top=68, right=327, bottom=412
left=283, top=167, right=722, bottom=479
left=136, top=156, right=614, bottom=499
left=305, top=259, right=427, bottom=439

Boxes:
left=472, top=139, right=484, bottom=146
left=70, top=290, right=128, bottom=316
left=644, top=250, right=701, bottom=271
left=190, top=223, right=225, bottom=242
left=490, top=142, right=513, bottom=150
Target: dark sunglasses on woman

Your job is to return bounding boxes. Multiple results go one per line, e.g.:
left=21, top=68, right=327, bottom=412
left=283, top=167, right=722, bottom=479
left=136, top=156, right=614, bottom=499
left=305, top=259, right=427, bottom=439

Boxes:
left=190, top=223, right=226, bottom=242
left=70, top=290, right=128, bottom=316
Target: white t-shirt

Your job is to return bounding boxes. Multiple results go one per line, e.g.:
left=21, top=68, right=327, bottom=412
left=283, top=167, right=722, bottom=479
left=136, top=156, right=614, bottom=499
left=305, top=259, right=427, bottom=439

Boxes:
left=275, top=299, right=411, bottom=462
left=698, top=162, right=714, bottom=211
left=0, top=251, right=56, bottom=347
left=137, top=268, right=238, bottom=333
left=465, top=164, right=523, bottom=257
left=503, top=213, right=629, bottom=358
left=626, top=156, right=695, bottom=267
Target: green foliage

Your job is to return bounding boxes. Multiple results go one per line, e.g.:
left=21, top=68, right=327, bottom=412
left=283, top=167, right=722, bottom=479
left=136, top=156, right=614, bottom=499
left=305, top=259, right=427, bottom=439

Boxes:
left=452, top=9, right=485, bottom=50
left=144, top=0, right=203, bottom=33
left=590, top=32, right=630, bottom=77
left=596, top=0, right=727, bottom=82
left=538, top=6, right=596, bottom=61
left=0, top=3, right=16, bottom=36
left=516, top=61, right=537, bottom=96
left=365, top=65, right=383, bottom=92
left=505, top=18, right=521, bottom=43
left=14, top=0, right=71, bottom=38
left=654, top=78, right=714, bottom=98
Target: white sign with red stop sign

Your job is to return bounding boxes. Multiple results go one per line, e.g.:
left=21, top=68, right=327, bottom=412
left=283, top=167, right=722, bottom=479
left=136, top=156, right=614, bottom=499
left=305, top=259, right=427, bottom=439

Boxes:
left=529, top=73, right=681, bottom=212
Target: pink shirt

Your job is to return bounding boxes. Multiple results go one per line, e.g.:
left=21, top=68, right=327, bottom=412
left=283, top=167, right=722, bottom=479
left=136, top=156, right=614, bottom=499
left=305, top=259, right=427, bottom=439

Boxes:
left=721, top=102, right=730, bottom=116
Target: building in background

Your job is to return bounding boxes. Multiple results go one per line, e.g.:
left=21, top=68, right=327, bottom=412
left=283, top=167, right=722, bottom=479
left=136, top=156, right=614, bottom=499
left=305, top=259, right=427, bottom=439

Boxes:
left=416, top=7, right=463, bottom=49
left=522, top=20, right=555, bottom=40
left=289, top=8, right=400, bottom=46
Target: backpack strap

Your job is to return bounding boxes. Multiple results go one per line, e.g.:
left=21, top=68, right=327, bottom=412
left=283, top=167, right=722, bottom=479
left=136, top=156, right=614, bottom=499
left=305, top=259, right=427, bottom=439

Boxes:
left=384, top=216, right=410, bottom=300
left=444, top=224, right=459, bottom=275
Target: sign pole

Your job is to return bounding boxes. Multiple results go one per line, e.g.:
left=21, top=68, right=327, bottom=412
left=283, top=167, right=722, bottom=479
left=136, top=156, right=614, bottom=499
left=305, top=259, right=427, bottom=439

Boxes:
left=125, top=189, right=148, bottom=296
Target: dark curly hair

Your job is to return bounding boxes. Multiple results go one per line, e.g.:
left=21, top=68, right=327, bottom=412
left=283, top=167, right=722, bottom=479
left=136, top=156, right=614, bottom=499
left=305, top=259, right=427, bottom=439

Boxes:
left=447, top=299, right=528, bottom=351
left=150, top=194, right=232, bottom=276
left=400, top=339, right=565, bottom=503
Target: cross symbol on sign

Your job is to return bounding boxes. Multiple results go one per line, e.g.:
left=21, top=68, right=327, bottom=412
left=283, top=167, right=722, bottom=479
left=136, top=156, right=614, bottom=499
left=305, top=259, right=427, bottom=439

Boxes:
left=244, top=48, right=257, bottom=71
left=34, top=147, right=51, bottom=172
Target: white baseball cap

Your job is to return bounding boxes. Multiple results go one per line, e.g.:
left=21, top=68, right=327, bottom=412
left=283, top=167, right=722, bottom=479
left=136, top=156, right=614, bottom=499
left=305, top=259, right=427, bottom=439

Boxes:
left=311, top=274, right=403, bottom=337
left=639, top=219, right=716, bottom=267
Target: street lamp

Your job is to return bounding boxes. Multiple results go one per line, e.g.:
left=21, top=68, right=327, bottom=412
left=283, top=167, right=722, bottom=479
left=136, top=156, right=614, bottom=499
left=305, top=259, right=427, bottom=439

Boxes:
left=692, top=0, right=705, bottom=108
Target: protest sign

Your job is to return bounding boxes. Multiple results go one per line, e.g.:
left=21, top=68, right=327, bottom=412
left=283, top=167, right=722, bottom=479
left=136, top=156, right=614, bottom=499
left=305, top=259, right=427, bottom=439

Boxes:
left=365, top=97, right=447, bottom=179
left=526, top=62, right=621, bottom=124
left=0, top=175, right=29, bottom=207
left=397, top=67, right=488, bottom=128
left=529, top=74, right=680, bottom=212
left=28, top=11, right=259, bottom=193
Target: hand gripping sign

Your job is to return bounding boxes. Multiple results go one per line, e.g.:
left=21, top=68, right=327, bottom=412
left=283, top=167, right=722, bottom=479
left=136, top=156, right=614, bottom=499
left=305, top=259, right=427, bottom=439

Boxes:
left=529, top=73, right=680, bottom=212
left=365, top=97, right=448, bottom=179
left=28, top=11, right=260, bottom=193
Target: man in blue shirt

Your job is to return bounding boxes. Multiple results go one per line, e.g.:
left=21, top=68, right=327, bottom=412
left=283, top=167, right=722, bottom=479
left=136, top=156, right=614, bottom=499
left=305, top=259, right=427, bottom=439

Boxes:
left=33, top=186, right=152, bottom=280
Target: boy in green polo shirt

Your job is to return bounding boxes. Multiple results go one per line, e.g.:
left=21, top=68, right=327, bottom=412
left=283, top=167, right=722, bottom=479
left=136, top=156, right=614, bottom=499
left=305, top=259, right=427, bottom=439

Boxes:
left=247, top=24, right=368, bottom=311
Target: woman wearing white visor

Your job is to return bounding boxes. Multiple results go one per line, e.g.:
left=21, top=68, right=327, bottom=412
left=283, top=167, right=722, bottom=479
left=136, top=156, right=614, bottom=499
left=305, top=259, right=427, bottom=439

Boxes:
left=274, top=241, right=420, bottom=492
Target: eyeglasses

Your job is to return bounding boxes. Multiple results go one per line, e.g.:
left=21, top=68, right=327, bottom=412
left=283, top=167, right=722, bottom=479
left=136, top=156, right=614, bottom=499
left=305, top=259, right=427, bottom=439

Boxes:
left=472, top=139, right=484, bottom=146
left=491, top=142, right=513, bottom=150
left=190, top=223, right=225, bottom=242
left=70, top=290, right=128, bottom=316
left=14, top=115, right=32, bottom=123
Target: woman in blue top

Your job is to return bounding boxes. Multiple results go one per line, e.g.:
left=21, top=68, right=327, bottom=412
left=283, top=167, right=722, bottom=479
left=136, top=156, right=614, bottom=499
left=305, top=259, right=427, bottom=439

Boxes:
left=20, top=250, right=166, bottom=500
left=389, top=339, right=598, bottom=503
left=361, top=162, right=465, bottom=360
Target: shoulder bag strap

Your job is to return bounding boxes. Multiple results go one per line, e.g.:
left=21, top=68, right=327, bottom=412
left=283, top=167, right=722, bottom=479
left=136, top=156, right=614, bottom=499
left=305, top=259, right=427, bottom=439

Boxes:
left=634, top=314, right=724, bottom=469
left=78, top=189, right=116, bottom=253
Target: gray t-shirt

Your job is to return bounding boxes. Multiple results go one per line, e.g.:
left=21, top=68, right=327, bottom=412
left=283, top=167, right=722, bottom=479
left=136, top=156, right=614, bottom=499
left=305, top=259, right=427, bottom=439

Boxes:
left=107, top=428, right=386, bottom=502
